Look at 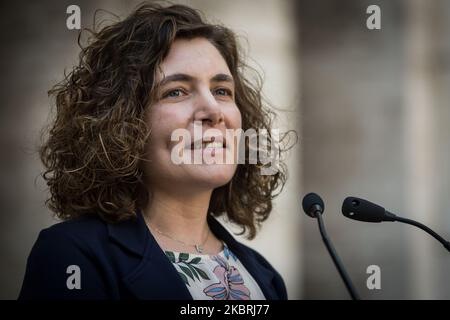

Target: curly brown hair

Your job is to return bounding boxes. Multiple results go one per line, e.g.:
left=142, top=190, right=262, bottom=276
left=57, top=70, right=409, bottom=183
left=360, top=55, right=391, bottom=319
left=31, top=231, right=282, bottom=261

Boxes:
left=40, top=2, right=295, bottom=239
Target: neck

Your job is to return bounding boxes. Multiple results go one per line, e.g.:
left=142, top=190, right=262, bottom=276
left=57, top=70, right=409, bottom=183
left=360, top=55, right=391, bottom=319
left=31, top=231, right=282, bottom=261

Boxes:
left=143, top=189, right=212, bottom=244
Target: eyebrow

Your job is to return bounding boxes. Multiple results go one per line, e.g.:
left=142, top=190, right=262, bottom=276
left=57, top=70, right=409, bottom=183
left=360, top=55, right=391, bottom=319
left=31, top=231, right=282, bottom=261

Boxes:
left=211, top=73, right=234, bottom=84
left=158, top=73, right=234, bottom=87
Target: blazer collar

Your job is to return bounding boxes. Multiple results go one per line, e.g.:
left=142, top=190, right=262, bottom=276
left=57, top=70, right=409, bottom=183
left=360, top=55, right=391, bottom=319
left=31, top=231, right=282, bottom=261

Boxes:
left=107, top=209, right=277, bottom=300
left=107, top=210, right=148, bottom=257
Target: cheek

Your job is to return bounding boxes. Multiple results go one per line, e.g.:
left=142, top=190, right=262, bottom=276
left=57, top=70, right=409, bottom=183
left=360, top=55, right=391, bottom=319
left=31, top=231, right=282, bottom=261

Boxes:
left=143, top=111, right=176, bottom=180
left=228, top=104, right=242, bottom=129
left=144, top=109, right=170, bottom=157
left=145, top=106, right=190, bottom=154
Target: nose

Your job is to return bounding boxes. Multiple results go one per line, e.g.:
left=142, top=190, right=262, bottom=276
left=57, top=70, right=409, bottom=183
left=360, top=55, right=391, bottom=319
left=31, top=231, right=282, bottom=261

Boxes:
left=193, top=88, right=224, bottom=127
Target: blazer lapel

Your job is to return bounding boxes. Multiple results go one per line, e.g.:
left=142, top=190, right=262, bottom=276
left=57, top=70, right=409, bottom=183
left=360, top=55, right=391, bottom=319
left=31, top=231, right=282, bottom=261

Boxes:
left=121, top=240, right=193, bottom=300
left=107, top=209, right=192, bottom=300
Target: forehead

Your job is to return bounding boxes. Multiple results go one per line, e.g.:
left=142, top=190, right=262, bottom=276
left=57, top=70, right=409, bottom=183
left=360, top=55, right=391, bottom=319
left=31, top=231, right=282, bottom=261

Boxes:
left=157, top=37, right=231, bottom=81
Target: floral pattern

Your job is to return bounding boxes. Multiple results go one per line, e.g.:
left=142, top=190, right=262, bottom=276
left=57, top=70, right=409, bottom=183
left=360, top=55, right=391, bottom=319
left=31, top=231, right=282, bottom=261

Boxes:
left=165, top=251, right=210, bottom=286
left=203, top=255, right=250, bottom=300
left=164, top=244, right=254, bottom=300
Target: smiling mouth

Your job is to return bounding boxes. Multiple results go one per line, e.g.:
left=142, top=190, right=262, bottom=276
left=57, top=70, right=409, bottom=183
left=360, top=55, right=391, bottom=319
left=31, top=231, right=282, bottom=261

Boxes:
left=188, top=137, right=227, bottom=150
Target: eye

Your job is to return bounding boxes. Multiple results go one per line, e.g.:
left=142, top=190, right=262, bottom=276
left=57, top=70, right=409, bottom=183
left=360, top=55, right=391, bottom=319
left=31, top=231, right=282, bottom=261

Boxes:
left=214, top=88, right=233, bottom=97
left=163, top=89, right=187, bottom=99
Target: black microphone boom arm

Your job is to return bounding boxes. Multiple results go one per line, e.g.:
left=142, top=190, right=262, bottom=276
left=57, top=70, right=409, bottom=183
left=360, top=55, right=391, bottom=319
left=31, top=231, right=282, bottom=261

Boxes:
left=342, top=196, right=450, bottom=252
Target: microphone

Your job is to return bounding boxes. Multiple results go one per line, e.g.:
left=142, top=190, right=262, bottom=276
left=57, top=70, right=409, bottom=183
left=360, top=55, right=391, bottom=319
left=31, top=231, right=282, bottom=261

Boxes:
left=302, top=193, right=360, bottom=300
left=342, top=196, right=450, bottom=252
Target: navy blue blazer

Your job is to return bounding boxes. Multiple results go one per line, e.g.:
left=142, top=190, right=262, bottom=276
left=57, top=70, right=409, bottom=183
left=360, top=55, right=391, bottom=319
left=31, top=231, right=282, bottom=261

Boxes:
left=18, top=210, right=287, bottom=300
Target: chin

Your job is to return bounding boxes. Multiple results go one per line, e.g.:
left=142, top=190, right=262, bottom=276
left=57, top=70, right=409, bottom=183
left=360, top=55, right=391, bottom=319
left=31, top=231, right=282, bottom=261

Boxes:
left=188, top=164, right=236, bottom=189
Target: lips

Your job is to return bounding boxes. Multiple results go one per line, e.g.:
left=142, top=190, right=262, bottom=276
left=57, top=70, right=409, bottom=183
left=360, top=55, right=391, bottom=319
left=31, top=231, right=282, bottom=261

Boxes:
left=188, top=135, right=226, bottom=150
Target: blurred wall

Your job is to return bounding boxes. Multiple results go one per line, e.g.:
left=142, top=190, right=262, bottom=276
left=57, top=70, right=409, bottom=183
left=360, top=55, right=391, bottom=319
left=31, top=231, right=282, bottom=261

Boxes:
left=297, top=0, right=450, bottom=299
left=0, top=0, right=302, bottom=299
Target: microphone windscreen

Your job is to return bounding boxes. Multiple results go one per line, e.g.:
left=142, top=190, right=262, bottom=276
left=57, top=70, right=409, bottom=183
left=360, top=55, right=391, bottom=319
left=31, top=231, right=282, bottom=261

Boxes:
left=302, top=192, right=325, bottom=217
left=342, top=197, right=386, bottom=222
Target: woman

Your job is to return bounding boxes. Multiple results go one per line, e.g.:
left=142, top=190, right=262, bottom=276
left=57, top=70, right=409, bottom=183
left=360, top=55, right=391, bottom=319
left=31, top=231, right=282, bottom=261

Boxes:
left=19, top=2, right=292, bottom=300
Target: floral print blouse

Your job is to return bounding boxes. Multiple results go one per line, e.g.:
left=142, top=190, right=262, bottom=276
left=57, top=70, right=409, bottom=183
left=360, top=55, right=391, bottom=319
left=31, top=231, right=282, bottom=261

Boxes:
left=164, top=243, right=266, bottom=300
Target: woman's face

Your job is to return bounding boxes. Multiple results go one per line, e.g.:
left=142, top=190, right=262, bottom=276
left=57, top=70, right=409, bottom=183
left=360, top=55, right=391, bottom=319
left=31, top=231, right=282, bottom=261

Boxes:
left=143, top=37, right=242, bottom=194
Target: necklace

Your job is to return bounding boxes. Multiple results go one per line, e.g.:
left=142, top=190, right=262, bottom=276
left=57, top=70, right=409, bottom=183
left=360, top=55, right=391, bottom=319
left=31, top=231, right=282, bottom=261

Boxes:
left=150, top=225, right=210, bottom=254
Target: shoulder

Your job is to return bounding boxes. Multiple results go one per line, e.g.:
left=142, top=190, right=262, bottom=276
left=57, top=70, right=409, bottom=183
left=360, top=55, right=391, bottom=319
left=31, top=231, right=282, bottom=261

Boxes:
left=28, top=215, right=111, bottom=262
left=231, top=241, right=289, bottom=300
left=19, top=215, right=112, bottom=299
left=235, top=241, right=273, bottom=267
left=38, top=214, right=108, bottom=242
left=238, top=242, right=284, bottom=281
left=27, top=214, right=113, bottom=271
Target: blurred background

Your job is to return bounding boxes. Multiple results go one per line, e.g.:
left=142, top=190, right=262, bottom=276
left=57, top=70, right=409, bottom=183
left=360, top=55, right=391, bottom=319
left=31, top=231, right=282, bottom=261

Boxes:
left=0, top=0, right=449, bottom=299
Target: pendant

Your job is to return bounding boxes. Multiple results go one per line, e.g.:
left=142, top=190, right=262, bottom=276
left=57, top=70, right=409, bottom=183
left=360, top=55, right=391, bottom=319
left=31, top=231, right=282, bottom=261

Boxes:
left=195, top=245, right=203, bottom=254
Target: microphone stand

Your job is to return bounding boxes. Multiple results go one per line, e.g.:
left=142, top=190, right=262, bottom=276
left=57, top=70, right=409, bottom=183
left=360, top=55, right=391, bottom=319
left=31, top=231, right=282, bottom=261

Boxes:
left=392, top=216, right=450, bottom=252
left=314, top=210, right=361, bottom=300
